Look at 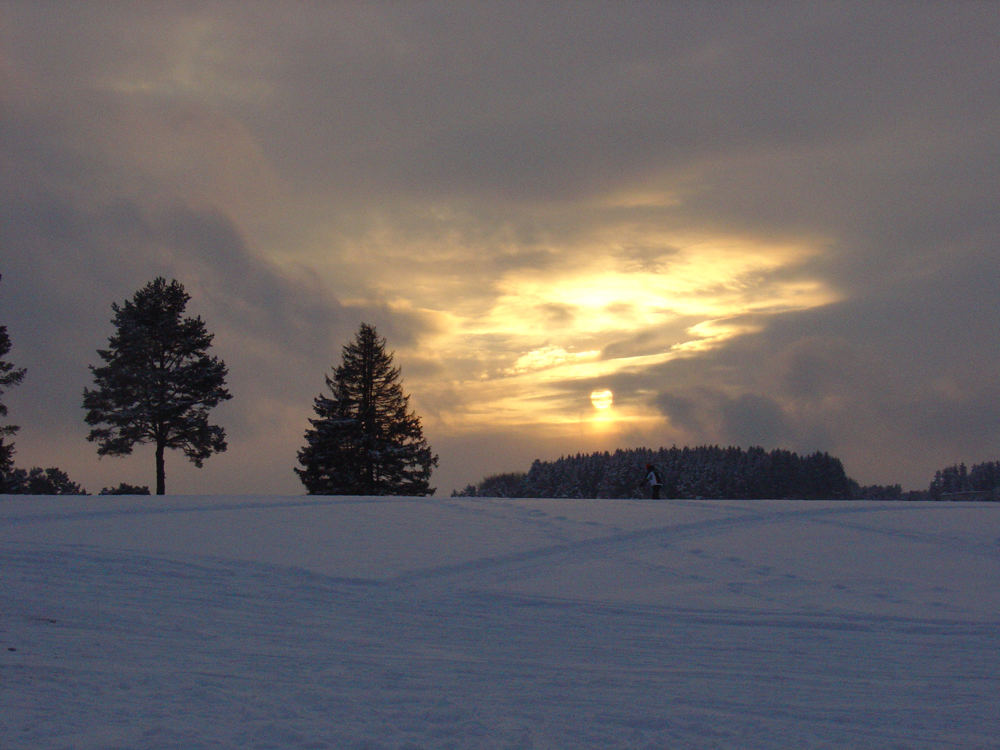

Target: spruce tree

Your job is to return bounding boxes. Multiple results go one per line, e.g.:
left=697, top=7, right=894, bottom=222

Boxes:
left=296, top=323, right=438, bottom=495
left=0, top=274, right=27, bottom=478
left=83, top=277, right=231, bottom=494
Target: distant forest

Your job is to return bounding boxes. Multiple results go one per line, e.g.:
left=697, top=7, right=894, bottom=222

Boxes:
left=453, top=447, right=1000, bottom=502
left=929, top=461, right=1000, bottom=500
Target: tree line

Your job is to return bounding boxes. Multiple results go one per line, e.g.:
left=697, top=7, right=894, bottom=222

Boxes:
left=928, top=461, right=1000, bottom=500
left=453, top=446, right=854, bottom=500
left=1, top=276, right=436, bottom=496
left=455, top=450, right=1000, bottom=501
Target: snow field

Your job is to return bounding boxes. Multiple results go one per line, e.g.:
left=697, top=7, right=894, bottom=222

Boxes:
left=2, top=495, right=999, bottom=748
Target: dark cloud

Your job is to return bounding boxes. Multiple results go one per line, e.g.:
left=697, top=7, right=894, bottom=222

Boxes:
left=720, top=394, right=795, bottom=448
left=656, top=392, right=706, bottom=436
left=656, top=388, right=800, bottom=450
left=641, top=269, right=1000, bottom=487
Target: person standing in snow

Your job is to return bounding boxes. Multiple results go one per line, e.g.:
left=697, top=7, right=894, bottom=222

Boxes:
left=645, top=464, right=663, bottom=499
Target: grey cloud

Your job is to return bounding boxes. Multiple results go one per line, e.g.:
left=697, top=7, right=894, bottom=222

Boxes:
left=776, top=337, right=861, bottom=401
left=640, top=275, right=1000, bottom=488
left=719, top=394, right=795, bottom=449
left=8, top=3, right=997, bottom=208
left=655, top=389, right=797, bottom=449
left=490, top=249, right=559, bottom=274
left=156, top=3, right=987, bottom=203
left=533, top=303, right=576, bottom=328
left=655, top=392, right=705, bottom=436
left=616, top=244, right=682, bottom=274
left=600, top=319, right=702, bottom=361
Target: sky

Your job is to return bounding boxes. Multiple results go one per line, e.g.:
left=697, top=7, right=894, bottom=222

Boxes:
left=2, top=1, right=998, bottom=496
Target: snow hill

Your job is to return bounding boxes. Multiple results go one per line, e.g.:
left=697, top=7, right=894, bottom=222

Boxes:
left=2, top=494, right=999, bottom=749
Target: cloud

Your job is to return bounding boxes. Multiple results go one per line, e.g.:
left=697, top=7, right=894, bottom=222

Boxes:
left=720, top=394, right=795, bottom=448
left=641, top=269, right=1000, bottom=487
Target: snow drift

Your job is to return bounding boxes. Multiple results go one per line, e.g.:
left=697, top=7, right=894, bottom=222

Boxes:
left=2, top=494, right=999, bottom=748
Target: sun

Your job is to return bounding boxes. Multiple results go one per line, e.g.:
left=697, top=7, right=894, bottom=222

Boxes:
left=590, top=389, right=614, bottom=410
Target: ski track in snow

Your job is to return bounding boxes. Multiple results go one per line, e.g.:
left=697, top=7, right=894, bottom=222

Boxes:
left=2, top=495, right=999, bottom=749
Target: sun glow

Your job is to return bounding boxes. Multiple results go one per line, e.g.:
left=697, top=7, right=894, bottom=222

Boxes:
left=590, top=389, right=614, bottom=410
left=362, top=231, right=840, bottom=436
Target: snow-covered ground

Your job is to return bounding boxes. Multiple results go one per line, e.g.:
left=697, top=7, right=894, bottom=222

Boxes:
left=2, top=494, right=999, bottom=749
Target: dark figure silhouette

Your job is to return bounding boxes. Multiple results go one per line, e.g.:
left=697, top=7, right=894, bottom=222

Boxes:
left=645, top=464, right=662, bottom=500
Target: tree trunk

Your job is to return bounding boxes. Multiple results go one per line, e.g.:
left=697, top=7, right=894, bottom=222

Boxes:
left=155, top=441, right=166, bottom=495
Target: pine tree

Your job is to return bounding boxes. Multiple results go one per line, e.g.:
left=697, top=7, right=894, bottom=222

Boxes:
left=0, top=274, right=27, bottom=478
left=296, top=323, right=438, bottom=495
left=83, top=277, right=231, bottom=494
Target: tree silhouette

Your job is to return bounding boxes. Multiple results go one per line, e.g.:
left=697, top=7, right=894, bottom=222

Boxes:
left=83, top=277, right=231, bottom=494
left=0, top=274, right=27, bottom=477
left=4, top=466, right=87, bottom=495
left=296, top=323, right=438, bottom=495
